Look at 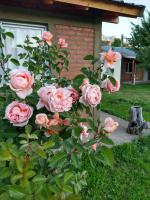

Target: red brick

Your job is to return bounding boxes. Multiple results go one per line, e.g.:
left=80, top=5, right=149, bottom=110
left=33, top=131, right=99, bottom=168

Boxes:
left=55, top=24, right=94, bottom=79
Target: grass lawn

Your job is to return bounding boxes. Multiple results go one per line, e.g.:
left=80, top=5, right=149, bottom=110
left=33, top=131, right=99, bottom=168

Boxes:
left=101, top=83, right=150, bottom=121
left=82, top=136, right=150, bottom=200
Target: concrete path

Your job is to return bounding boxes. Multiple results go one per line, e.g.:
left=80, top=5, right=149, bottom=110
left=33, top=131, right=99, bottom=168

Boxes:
left=100, top=112, right=150, bottom=145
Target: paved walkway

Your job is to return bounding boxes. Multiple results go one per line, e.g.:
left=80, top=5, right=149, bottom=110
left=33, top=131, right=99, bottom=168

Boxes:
left=101, top=112, right=150, bottom=145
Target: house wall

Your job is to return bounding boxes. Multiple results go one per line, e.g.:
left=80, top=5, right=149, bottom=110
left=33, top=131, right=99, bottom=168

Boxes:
left=0, top=5, right=101, bottom=79
left=136, top=68, right=143, bottom=81
left=121, top=58, right=143, bottom=83
left=55, top=24, right=94, bottom=79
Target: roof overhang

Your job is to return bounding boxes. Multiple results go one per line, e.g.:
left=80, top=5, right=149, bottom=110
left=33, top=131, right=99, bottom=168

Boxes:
left=0, top=0, right=145, bottom=24
left=51, top=0, right=145, bottom=18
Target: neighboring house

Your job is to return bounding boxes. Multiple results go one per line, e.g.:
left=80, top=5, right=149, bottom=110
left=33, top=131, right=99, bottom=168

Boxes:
left=0, top=0, right=145, bottom=79
left=101, top=46, right=150, bottom=84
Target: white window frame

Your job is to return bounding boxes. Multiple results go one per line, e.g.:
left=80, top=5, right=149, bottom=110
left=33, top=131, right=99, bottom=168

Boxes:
left=0, top=21, right=47, bottom=32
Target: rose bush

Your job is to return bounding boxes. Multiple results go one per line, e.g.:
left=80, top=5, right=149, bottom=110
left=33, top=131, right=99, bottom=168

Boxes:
left=0, top=28, right=120, bottom=200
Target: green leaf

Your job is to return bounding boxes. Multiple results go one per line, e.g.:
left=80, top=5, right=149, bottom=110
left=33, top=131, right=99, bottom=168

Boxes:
left=9, top=186, right=26, bottom=199
left=108, top=76, right=116, bottom=86
left=0, top=192, right=10, bottom=200
left=43, top=140, right=55, bottom=150
left=72, top=127, right=82, bottom=137
left=24, top=46, right=33, bottom=52
left=88, top=153, right=96, bottom=168
left=28, top=134, right=38, bottom=140
left=50, top=152, right=66, bottom=167
left=80, top=67, right=89, bottom=76
left=16, top=158, right=23, bottom=173
left=25, top=124, right=32, bottom=134
left=9, top=147, right=19, bottom=157
left=64, top=172, right=74, bottom=184
left=0, top=149, right=12, bottom=161
left=101, top=146, right=114, bottom=166
left=84, top=139, right=98, bottom=148
left=10, top=58, right=20, bottom=66
left=83, top=54, right=95, bottom=61
left=32, top=36, right=40, bottom=40
left=26, top=170, right=36, bottom=179
left=72, top=74, right=85, bottom=90
left=100, top=136, right=114, bottom=145
left=71, top=152, right=79, bottom=168
left=37, top=148, right=47, bottom=159
left=5, top=32, right=14, bottom=38
left=11, top=174, right=23, bottom=184
left=0, top=168, right=11, bottom=180
left=63, top=185, right=73, bottom=193
left=32, top=175, right=47, bottom=183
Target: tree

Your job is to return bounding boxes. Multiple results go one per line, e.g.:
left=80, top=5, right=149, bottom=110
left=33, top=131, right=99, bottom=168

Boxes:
left=112, top=38, right=121, bottom=47
left=129, top=12, right=150, bottom=69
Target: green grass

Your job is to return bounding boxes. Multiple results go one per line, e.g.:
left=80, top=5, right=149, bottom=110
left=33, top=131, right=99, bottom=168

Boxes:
left=82, top=136, right=150, bottom=200
left=101, top=84, right=150, bottom=121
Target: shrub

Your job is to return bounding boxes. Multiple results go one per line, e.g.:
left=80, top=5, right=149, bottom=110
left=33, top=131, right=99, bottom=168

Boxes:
left=0, top=28, right=120, bottom=200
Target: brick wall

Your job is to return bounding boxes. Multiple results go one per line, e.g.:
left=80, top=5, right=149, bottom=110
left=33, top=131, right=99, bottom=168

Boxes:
left=121, top=59, right=144, bottom=82
left=121, top=61, right=133, bottom=82
left=136, top=68, right=143, bottom=81
left=55, top=24, right=94, bottom=79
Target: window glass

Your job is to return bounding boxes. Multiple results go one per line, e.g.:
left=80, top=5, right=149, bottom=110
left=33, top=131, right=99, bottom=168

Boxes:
left=126, top=62, right=132, bottom=73
left=1, top=21, right=47, bottom=69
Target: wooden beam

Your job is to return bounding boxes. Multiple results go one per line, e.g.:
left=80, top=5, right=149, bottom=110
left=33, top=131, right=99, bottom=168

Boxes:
left=47, top=0, right=144, bottom=18
left=43, top=0, right=54, bottom=4
left=101, top=15, right=119, bottom=24
left=75, top=5, right=89, bottom=11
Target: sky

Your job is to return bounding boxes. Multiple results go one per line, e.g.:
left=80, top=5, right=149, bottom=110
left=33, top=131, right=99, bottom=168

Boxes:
left=102, top=0, right=150, bottom=38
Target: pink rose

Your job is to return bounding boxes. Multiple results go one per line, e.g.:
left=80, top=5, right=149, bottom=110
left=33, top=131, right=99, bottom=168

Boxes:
left=80, top=82, right=101, bottom=107
left=35, top=113, right=49, bottom=128
left=91, top=144, right=97, bottom=151
left=47, top=113, right=61, bottom=126
left=37, top=86, right=73, bottom=112
left=80, top=123, right=89, bottom=143
left=42, top=31, right=53, bottom=46
left=103, top=117, right=119, bottom=133
left=102, top=78, right=120, bottom=93
left=101, top=48, right=121, bottom=68
left=48, top=113, right=69, bottom=126
left=58, top=38, right=68, bottom=48
left=44, top=113, right=68, bottom=137
left=37, top=85, right=56, bottom=110
left=9, top=68, right=34, bottom=99
left=49, top=88, right=73, bottom=112
left=68, top=86, right=79, bottom=103
left=79, top=78, right=90, bottom=91
left=5, top=101, right=33, bottom=127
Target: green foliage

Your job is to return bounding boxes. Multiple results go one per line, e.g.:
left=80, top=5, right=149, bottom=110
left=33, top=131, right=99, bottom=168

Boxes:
left=111, top=38, right=121, bottom=47
left=129, top=12, right=150, bottom=69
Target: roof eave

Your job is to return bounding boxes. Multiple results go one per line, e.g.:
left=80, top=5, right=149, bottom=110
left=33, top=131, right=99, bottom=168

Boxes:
left=51, top=0, right=145, bottom=18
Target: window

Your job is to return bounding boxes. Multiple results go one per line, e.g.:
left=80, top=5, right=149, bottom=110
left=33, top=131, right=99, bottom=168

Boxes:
left=0, top=21, right=47, bottom=86
left=1, top=21, right=47, bottom=69
left=126, top=62, right=132, bottom=73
